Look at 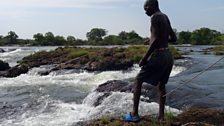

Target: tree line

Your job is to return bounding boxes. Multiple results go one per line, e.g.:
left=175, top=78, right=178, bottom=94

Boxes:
left=0, top=27, right=224, bottom=46
left=178, top=27, right=224, bottom=45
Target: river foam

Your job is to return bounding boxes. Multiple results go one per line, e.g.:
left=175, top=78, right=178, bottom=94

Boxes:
left=0, top=64, right=184, bottom=126
left=0, top=47, right=185, bottom=126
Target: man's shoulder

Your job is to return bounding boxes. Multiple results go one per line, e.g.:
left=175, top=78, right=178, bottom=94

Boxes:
left=151, top=12, right=169, bottom=22
left=151, top=12, right=167, bottom=19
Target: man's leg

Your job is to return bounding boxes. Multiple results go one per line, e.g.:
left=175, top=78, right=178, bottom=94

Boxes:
left=158, top=82, right=166, bottom=120
left=132, top=79, right=143, bottom=116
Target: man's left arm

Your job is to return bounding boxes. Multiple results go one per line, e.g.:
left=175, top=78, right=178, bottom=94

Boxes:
left=167, top=18, right=177, bottom=43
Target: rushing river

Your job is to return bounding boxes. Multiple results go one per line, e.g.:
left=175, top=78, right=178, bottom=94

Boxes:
left=0, top=46, right=223, bottom=126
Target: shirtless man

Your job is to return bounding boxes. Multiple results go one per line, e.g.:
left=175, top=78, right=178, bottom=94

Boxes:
left=123, top=0, right=177, bottom=122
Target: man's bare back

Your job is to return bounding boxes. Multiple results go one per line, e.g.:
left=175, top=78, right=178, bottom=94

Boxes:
left=150, top=12, right=175, bottom=49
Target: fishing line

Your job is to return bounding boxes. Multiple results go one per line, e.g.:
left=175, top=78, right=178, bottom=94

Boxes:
left=163, top=56, right=224, bottom=97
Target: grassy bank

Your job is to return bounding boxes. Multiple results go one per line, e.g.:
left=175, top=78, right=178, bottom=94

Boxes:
left=20, top=45, right=182, bottom=68
left=84, top=108, right=224, bottom=126
left=65, top=45, right=182, bottom=63
left=211, top=45, right=224, bottom=55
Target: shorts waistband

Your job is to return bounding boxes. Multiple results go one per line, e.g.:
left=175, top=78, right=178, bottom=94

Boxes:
left=154, top=47, right=169, bottom=52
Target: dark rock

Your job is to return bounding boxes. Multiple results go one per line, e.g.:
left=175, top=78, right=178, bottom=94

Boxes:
left=95, top=76, right=224, bottom=109
left=96, top=80, right=132, bottom=92
left=38, top=70, right=51, bottom=76
left=6, top=64, right=29, bottom=77
left=0, top=71, right=8, bottom=77
left=0, top=48, right=5, bottom=53
left=8, top=49, right=17, bottom=52
left=93, top=93, right=112, bottom=107
left=0, top=60, right=10, bottom=71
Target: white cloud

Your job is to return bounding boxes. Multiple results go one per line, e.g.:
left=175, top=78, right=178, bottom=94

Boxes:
left=0, top=0, right=139, bottom=18
left=201, top=6, right=224, bottom=12
left=0, top=0, right=135, bottom=9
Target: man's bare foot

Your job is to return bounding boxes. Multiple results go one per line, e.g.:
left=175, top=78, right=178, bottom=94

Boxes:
left=131, top=112, right=139, bottom=117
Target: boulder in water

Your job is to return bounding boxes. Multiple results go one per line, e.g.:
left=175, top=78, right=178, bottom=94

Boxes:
left=6, top=64, right=29, bottom=77
left=0, top=60, right=10, bottom=71
left=96, top=80, right=132, bottom=92
left=0, top=48, right=5, bottom=53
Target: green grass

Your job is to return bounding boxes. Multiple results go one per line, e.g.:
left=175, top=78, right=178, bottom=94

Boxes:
left=212, top=45, right=224, bottom=55
left=168, top=45, right=183, bottom=59
left=65, top=45, right=182, bottom=63
left=68, top=49, right=88, bottom=58
left=164, top=112, right=175, bottom=122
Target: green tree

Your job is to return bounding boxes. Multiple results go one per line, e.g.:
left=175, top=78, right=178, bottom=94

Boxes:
left=45, top=32, right=55, bottom=45
left=127, top=31, right=142, bottom=40
left=118, top=31, right=143, bottom=44
left=118, top=31, right=128, bottom=40
left=215, top=34, right=224, bottom=45
left=0, top=35, right=6, bottom=46
left=33, top=33, right=45, bottom=45
left=6, top=31, right=18, bottom=44
left=55, top=35, right=66, bottom=45
left=86, top=28, right=107, bottom=42
left=103, top=35, right=123, bottom=45
left=178, top=31, right=192, bottom=44
left=191, top=28, right=221, bottom=45
left=66, top=36, right=76, bottom=45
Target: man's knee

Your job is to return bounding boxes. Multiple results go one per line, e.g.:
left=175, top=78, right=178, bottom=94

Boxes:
left=158, top=83, right=166, bottom=93
left=135, top=77, right=143, bottom=85
left=132, top=78, right=143, bottom=90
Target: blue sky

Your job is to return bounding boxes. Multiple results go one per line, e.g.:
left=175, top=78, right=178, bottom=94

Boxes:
left=0, top=0, right=223, bottom=39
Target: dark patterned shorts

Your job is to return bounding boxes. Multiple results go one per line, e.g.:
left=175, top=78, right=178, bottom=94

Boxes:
left=136, top=49, right=173, bottom=86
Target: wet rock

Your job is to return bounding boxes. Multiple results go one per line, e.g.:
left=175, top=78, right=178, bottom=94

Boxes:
left=95, top=77, right=224, bottom=109
left=93, top=93, right=112, bottom=107
left=6, top=64, right=29, bottom=77
left=38, top=70, right=51, bottom=76
left=0, top=48, right=5, bottom=53
left=0, top=71, right=8, bottom=77
left=8, top=48, right=17, bottom=52
left=0, top=60, right=10, bottom=71
left=95, top=80, right=132, bottom=92
left=85, top=58, right=133, bottom=71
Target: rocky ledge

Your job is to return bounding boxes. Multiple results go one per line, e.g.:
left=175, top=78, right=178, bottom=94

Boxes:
left=82, top=108, right=224, bottom=126
left=1, top=46, right=182, bottom=77
left=18, top=46, right=182, bottom=76
left=80, top=80, right=224, bottom=126
left=0, top=60, right=29, bottom=77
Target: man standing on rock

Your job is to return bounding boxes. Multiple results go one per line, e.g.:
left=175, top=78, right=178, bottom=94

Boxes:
left=123, top=0, right=177, bottom=122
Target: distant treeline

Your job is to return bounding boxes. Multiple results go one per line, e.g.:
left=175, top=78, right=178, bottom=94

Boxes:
left=0, top=27, right=224, bottom=46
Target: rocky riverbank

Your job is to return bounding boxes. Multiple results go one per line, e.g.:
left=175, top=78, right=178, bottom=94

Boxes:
left=1, top=46, right=182, bottom=77
left=80, top=79, right=224, bottom=126
left=82, top=108, right=224, bottom=126
left=0, top=60, right=29, bottom=77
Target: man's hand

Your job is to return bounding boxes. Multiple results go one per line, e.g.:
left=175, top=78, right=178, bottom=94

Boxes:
left=139, top=58, right=147, bottom=67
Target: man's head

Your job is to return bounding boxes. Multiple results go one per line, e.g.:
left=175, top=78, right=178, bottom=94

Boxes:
left=144, top=0, right=159, bottom=16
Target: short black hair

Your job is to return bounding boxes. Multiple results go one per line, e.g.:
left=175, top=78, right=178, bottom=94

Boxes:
left=154, top=0, right=159, bottom=8
left=145, top=0, right=159, bottom=8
